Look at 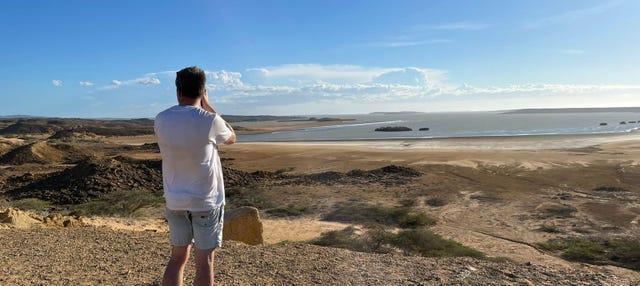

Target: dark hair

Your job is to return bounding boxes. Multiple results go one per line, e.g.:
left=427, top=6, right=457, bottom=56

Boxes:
left=175, top=66, right=206, bottom=99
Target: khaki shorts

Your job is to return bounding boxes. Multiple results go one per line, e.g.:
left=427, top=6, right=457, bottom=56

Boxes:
left=165, top=205, right=224, bottom=250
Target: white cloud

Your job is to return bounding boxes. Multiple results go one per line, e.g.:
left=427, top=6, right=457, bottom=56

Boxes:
left=100, top=77, right=160, bottom=90
left=524, top=1, right=621, bottom=29
left=450, top=83, right=628, bottom=95
left=52, top=80, right=63, bottom=87
left=208, top=70, right=640, bottom=113
left=373, top=68, right=430, bottom=86
left=88, top=64, right=640, bottom=115
left=244, top=64, right=384, bottom=85
left=145, top=70, right=177, bottom=77
left=79, top=81, right=94, bottom=86
left=137, top=77, right=161, bottom=85
left=241, top=64, right=446, bottom=87
left=206, top=70, right=243, bottom=88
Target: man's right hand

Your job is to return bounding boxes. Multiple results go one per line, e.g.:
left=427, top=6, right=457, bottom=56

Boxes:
left=201, top=90, right=217, bottom=113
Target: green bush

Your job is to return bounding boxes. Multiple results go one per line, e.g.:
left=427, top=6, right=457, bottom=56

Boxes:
left=562, top=240, right=605, bottom=262
left=538, top=241, right=568, bottom=251
left=266, top=204, right=309, bottom=217
left=274, top=167, right=296, bottom=175
left=225, top=184, right=276, bottom=210
left=69, top=189, right=163, bottom=217
left=540, top=205, right=577, bottom=218
left=9, top=198, right=52, bottom=212
left=312, top=226, right=373, bottom=253
left=394, top=229, right=486, bottom=259
left=539, top=237, right=640, bottom=270
left=323, top=202, right=436, bottom=228
left=312, top=226, right=485, bottom=259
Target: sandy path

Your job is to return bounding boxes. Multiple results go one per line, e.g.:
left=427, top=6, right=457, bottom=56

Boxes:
left=81, top=216, right=349, bottom=245
left=261, top=218, right=350, bottom=244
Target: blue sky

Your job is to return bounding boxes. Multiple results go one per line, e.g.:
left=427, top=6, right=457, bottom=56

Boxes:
left=1, top=0, right=639, bottom=117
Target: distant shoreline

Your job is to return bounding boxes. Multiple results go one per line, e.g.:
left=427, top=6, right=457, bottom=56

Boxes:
left=502, top=107, right=640, bottom=114
left=3, top=106, right=640, bottom=119
left=236, top=130, right=640, bottom=150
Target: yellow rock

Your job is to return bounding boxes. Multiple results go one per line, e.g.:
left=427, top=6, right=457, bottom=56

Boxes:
left=223, top=206, right=264, bottom=245
left=0, top=208, right=41, bottom=228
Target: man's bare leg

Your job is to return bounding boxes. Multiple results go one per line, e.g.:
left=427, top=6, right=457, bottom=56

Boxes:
left=163, top=245, right=191, bottom=286
left=194, top=248, right=216, bottom=286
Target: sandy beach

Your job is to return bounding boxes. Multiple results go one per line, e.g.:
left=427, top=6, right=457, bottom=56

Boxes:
left=224, top=132, right=640, bottom=171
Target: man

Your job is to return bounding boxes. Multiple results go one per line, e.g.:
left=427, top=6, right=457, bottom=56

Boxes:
left=154, top=66, right=236, bottom=286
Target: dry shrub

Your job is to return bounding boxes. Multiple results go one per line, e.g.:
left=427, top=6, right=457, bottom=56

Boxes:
left=8, top=198, right=52, bottom=212
left=266, top=204, right=309, bottom=217
left=593, top=186, right=628, bottom=193
left=425, top=197, right=447, bottom=207
left=323, top=202, right=436, bottom=228
left=312, top=225, right=485, bottom=259
left=539, top=237, right=640, bottom=270
left=69, top=189, right=163, bottom=217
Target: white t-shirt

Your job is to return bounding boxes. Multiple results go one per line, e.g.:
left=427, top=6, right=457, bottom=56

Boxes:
left=154, top=105, right=233, bottom=211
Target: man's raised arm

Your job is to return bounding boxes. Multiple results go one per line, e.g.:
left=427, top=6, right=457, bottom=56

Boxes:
left=202, top=90, right=236, bottom=145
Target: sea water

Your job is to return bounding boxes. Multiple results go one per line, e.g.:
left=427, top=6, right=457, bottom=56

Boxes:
left=237, top=111, right=640, bottom=142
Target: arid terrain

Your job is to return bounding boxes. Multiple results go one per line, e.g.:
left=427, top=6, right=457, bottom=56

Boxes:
left=1, top=117, right=640, bottom=285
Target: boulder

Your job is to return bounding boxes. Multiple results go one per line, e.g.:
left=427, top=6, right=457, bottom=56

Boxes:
left=42, top=213, right=85, bottom=228
left=223, top=206, right=264, bottom=245
left=0, top=208, right=41, bottom=228
left=374, top=126, right=412, bottom=132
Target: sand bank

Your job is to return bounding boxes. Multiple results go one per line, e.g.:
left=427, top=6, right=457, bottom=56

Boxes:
left=224, top=132, right=640, bottom=173
left=235, top=130, right=640, bottom=150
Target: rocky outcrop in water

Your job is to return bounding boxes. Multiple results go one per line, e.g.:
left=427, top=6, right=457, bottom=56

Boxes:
left=374, top=126, right=412, bottom=132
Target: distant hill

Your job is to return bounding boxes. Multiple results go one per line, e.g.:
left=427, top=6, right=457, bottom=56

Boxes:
left=0, top=115, right=43, bottom=119
left=223, top=115, right=306, bottom=122
left=503, top=107, right=640, bottom=114
left=0, top=118, right=154, bottom=136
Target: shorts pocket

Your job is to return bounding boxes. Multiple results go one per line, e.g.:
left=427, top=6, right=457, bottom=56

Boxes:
left=192, top=210, right=217, bottom=228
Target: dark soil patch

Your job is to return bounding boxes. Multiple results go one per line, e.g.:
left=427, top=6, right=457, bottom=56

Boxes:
left=120, top=142, right=160, bottom=152
left=7, top=157, right=163, bottom=204
left=593, top=186, right=628, bottom=193
left=296, top=165, right=421, bottom=186
left=425, top=197, right=448, bottom=207
left=223, top=168, right=276, bottom=187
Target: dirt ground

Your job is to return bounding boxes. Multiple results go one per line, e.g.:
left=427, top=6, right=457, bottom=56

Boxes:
left=0, top=227, right=636, bottom=285
left=2, top=130, right=640, bottom=284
